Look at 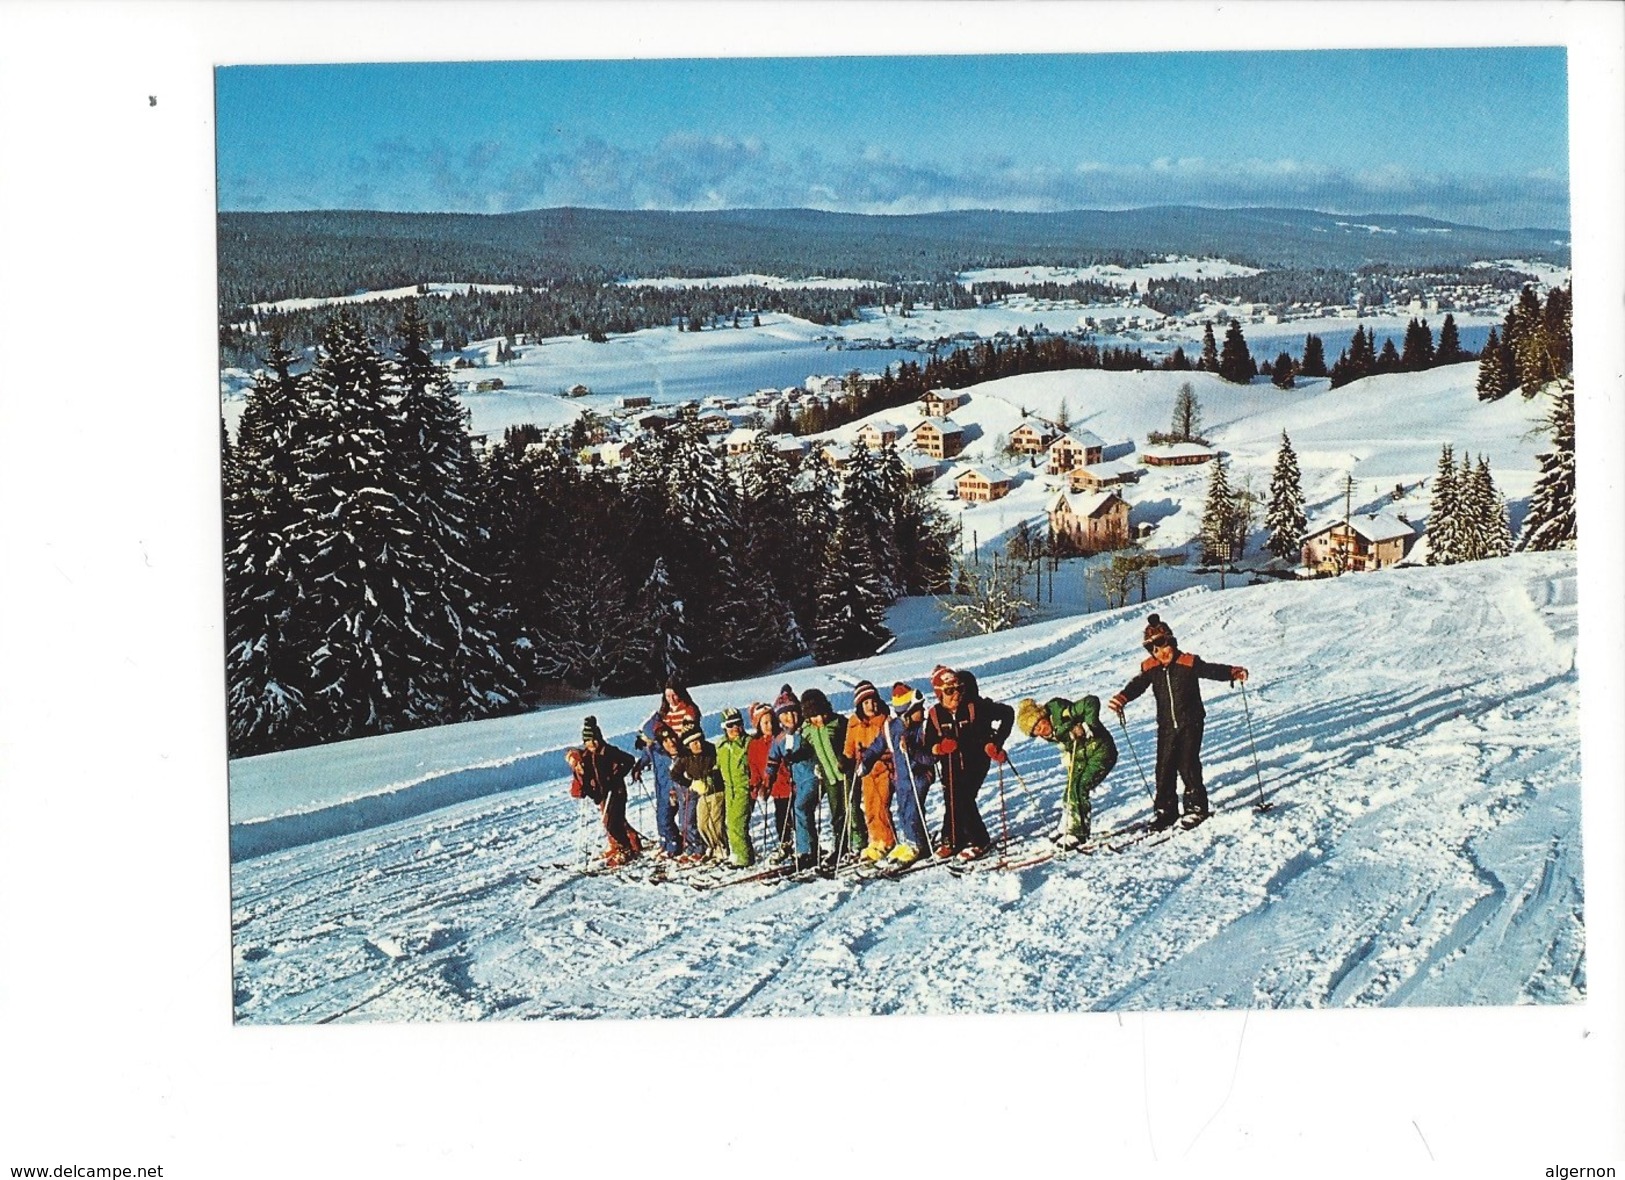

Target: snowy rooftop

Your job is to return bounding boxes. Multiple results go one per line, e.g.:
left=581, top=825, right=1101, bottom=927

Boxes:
left=1141, top=441, right=1216, bottom=459
left=1306, top=511, right=1417, bottom=543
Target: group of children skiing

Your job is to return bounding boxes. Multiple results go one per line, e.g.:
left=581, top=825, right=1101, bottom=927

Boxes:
left=563, top=613, right=1248, bottom=877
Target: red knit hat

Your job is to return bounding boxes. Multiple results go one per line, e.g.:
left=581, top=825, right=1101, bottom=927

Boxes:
left=1142, top=613, right=1175, bottom=652
left=930, top=665, right=960, bottom=694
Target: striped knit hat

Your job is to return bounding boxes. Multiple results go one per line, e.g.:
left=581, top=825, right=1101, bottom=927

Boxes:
left=721, top=706, right=744, bottom=729
left=890, top=682, right=924, bottom=714
left=581, top=715, right=604, bottom=743
left=852, top=679, right=880, bottom=712
left=1142, top=613, right=1175, bottom=652
left=773, top=684, right=800, bottom=716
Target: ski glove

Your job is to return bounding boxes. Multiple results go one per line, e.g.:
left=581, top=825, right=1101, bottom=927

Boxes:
left=934, top=739, right=958, bottom=756
left=985, top=743, right=1007, bottom=763
left=570, top=780, right=584, bottom=799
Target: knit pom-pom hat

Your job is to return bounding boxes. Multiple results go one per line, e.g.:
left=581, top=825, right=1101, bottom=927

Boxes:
left=852, top=679, right=880, bottom=712
left=773, top=684, right=800, bottom=716
left=1015, top=698, right=1045, bottom=738
left=1142, top=613, right=1175, bottom=652
left=582, top=715, right=605, bottom=742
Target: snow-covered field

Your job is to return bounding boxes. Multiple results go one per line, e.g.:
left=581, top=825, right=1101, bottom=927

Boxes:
left=230, top=552, right=1583, bottom=1022
left=251, top=281, right=526, bottom=314
left=960, top=257, right=1263, bottom=287
left=618, top=273, right=882, bottom=290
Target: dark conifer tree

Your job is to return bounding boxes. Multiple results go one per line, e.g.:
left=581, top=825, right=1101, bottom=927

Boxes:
left=1199, top=321, right=1219, bottom=373
left=1400, top=318, right=1434, bottom=371
left=1376, top=337, right=1401, bottom=374
left=1217, top=319, right=1254, bottom=384
left=1271, top=351, right=1296, bottom=389
left=1300, top=333, right=1328, bottom=378
left=1435, top=314, right=1467, bottom=365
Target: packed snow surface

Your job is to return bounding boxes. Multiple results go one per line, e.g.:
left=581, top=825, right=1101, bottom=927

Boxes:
left=230, top=552, right=1583, bottom=1022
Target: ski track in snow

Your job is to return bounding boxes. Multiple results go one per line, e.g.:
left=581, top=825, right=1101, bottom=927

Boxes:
left=230, top=554, right=1583, bottom=1022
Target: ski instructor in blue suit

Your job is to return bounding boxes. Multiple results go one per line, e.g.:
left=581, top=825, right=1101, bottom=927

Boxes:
left=1108, top=613, right=1247, bottom=831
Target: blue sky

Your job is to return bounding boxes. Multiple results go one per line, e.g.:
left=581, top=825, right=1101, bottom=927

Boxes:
left=216, top=48, right=1569, bottom=228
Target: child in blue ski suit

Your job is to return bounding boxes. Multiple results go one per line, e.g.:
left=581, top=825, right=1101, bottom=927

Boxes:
left=763, top=685, right=823, bottom=873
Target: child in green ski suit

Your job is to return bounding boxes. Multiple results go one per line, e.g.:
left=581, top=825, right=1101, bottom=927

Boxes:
left=716, top=707, right=755, bottom=868
left=1016, top=694, right=1117, bottom=845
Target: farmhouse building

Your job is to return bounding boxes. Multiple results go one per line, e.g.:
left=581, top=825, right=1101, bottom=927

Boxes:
left=1301, top=512, right=1418, bottom=573
left=1067, top=459, right=1138, bottom=493
left=919, top=388, right=962, bottom=417
left=1009, top=417, right=1060, bottom=455
left=1140, top=442, right=1216, bottom=467
left=855, top=420, right=909, bottom=450
left=1045, top=427, right=1107, bottom=474
left=954, top=465, right=1015, bottom=503
left=909, top=416, right=965, bottom=459
left=723, top=427, right=763, bottom=457
left=1047, top=489, right=1131, bottom=554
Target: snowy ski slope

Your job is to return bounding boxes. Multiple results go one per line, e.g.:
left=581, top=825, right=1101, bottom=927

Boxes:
left=230, top=552, right=1583, bottom=1022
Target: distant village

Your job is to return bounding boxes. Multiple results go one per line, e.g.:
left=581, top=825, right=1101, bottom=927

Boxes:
left=461, top=364, right=1419, bottom=579
left=410, top=267, right=1538, bottom=581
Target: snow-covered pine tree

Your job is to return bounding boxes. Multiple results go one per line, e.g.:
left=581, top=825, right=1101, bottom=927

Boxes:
left=1454, top=451, right=1485, bottom=561
left=635, top=556, right=689, bottom=687
left=389, top=304, right=522, bottom=720
left=286, top=313, right=452, bottom=741
left=811, top=516, right=893, bottom=663
left=659, top=406, right=753, bottom=678
left=1475, top=328, right=1510, bottom=400
left=1472, top=455, right=1512, bottom=559
left=1425, top=444, right=1458, bottom=565
left=840, top=442, right=902, bottom=599
left=1198, top=452, right=1237, bottom=565
left=1265, top=430, right=1307, bottom=563
left=1217, top=319, right=1254, bottom=384
left=1516, top=378, right=1577, bottom=551
left=733, top=435, right=809, bottom=659
left=224, top=332, right=317, bottom=755
left=533, top=530, right=650, bottom=692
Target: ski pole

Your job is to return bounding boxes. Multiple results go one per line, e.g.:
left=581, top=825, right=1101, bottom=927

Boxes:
left=1238, top=679, right=1271, bottom=812
left=1115, top=709, right=1153, bottom=796
left=1003, top=757, right=1037, bottom=799
left=995, top=759, right=1010, bottom=868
